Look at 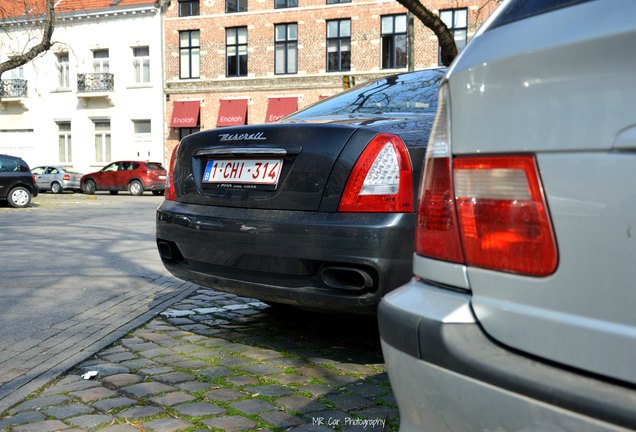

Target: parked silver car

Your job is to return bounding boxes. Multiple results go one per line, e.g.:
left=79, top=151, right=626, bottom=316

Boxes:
left=379, top=0, right=636, bottom=430
left=32, top=166, right=83, bottom=193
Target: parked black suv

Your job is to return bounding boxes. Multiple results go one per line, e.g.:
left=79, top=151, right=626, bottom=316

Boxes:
left=0, top=154, right=38, bottom=208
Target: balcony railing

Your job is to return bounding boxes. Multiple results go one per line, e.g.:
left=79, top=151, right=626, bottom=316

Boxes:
left=0, top=79, right=27, bottom=98
left=77, top=73, right=114, bottom=93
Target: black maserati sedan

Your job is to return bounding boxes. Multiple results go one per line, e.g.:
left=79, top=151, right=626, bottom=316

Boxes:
left=157, top=68, right=445, bottom=314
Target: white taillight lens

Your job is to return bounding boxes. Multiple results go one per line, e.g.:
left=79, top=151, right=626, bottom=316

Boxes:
left=360, top=143, right=400, bottom=195
left=338, top=133, right=413, bottom=213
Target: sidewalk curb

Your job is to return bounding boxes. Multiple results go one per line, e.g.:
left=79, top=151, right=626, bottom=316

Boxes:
left=0, top=281, right=199, bottom=413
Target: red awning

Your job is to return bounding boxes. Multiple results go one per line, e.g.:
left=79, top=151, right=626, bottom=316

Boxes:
left=217, top=99, right=248, bottom=127
left=170, top=101, right=200, bottom=127
left=265, top=97, right=298, bottom=123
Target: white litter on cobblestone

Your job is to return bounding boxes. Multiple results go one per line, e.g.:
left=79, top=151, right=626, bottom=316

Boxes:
left=193, top=302, right=266, bottom=314
left=162, top=301, right=268, bottom=318
left=160, top=309, right=196, bottom=318
left=81, top=370, right=98, bottom=380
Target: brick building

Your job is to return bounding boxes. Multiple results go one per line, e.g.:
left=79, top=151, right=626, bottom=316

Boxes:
left=163, top=0, right=497, bottom=157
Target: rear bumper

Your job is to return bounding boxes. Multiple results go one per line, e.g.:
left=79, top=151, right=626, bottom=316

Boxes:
left=156, top=200, right=414, bottom=314
left=378, top=280, right=636, bottom=431
left=62, top=180, right=81, bottom=190
left=143, top=180, right=165, bottom=191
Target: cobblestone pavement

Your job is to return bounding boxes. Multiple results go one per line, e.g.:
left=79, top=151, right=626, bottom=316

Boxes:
left=0, top=193, right=198, bottom=412
left=0, top=288, right=398, bottom=431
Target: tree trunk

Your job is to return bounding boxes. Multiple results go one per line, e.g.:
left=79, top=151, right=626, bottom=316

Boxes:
left=395, top=0, right=457, bottom=66
left=0, top=0, right=56, bottom=78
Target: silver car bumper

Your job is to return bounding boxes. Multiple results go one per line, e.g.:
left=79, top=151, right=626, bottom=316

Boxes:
left=378, top=280, right=636, bottom=432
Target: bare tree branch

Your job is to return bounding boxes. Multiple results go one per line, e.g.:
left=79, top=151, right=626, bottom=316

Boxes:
left=0, top=0, right=56, bottom=77
left=396, top=0, right=457, bottom=66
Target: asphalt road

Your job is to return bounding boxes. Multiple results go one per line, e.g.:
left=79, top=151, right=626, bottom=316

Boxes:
left=0, top=192, right=197, bottom=411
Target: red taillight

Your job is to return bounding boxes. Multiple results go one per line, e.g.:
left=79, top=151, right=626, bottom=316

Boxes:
left=416, top=154, right=558, bottom=276
left=31, top=174, right=36, bottom=185
left=453, top=155, right=557, bottom=276
left=164, top=144, right=180, bottom=201
left=63, top=173, right=70, bottom=181
left=415, top=156, right=464, bottom=263
left=338, top=134, right=413, bottom=213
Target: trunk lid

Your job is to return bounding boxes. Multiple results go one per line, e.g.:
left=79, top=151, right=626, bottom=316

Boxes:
left=175, top=123, right=358, bottom=211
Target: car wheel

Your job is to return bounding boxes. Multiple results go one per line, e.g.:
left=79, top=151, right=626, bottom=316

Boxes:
left=109, top=190, right=119, bottom=195
left=82, top=180, right=96, bottom=195
left=51, top=182, right=62, bottom=194
left=8, top=186, right=32, bottom=208
left=128, top=180, right=143, bottom=196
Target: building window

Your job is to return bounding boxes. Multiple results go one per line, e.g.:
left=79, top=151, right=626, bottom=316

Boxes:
left=179, top=30, right=200, bottom=79
left=326, top=0, right=350, bottom=3
left=56, top=53, right=70, bottom=89
left=134, top=120, right=151, bottom=134
left=440, top=8, right=468, bottom=64
left=178, top=0, right=199, bottom=16
left=93, top=49, right=109, bottom=73
left=94, top=120, right=111, bottom=163
left=9, top=66, right=24, bottom=79
left=226, top=27, right=248, bottom=77
left=57, top=122, right=72, bottom=163
left=275, top=0, right=297, bottom=8
left=225, top=0, right=246, bottom=13
left=133, top=46, right=150, bottom=84
left=179, top=127, right=200, bottom=141
left=275, top=23, right=297, bottom=75
left=381, top=14, right=407, bottom=69
left=326, top=19, right=350, bottom=72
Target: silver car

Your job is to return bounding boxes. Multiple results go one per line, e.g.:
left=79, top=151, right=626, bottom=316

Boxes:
left=379, top=0, right=636, bottom=430
left=32, top=166, right=83, bottom=193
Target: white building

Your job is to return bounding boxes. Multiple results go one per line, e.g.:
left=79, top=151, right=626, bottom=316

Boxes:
left=0, top=0, right=165, bottom=174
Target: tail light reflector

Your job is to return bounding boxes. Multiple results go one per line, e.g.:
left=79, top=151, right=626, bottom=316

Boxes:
left=338, top=133, right=413, bottom=213
left=63, top=173, right=70, bottom=181
left=164, top=144, right=180, bottom=201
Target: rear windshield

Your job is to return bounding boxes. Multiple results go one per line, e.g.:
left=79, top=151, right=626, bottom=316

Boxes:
left=145, top=163, right=165, bottom=171
left=288, top=68, right=446, bottom=119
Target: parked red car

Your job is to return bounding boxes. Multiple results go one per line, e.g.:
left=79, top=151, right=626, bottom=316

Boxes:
left=80, top=161, right=166, bottom=196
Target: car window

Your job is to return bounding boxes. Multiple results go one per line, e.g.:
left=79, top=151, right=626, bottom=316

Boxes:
left=103, top=163, right=118, bottom=172
left=46, top=167, right=59, bottom=174
left=130, top=163, right=139, bottom=170
left=32, top=166, right=45, bottom=175
left=0, top=157, right=19, bottom=172
left=145, top=163, right=164, bottom=171
left=288, top=69, right=446, bottom=119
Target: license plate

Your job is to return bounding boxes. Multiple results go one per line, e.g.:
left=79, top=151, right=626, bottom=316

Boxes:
left=158, top=175, right=166, bottom=180
left=203, top=159, right=283, bottom=186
